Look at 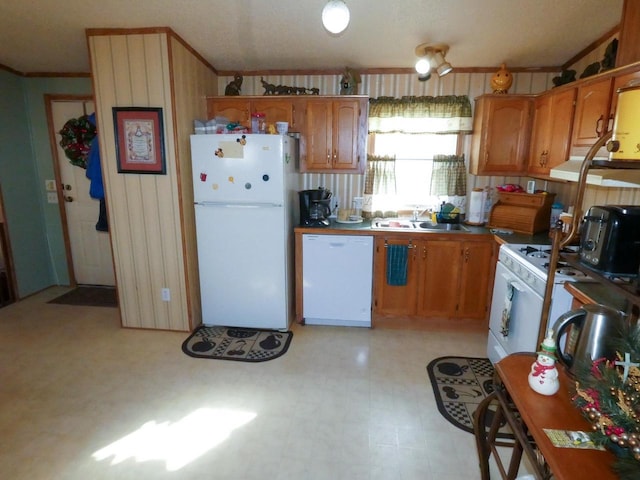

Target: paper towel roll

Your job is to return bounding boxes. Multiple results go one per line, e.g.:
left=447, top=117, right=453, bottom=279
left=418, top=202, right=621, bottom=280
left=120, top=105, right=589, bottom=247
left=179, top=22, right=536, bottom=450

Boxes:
left=467, top=188, right=485, bottom=225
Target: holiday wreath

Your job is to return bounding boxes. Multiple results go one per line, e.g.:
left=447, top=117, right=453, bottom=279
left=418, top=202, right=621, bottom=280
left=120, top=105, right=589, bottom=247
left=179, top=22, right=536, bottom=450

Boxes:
left=573, top=323, right=640, bottom=479
left=58, top=115, right=96, bottom=169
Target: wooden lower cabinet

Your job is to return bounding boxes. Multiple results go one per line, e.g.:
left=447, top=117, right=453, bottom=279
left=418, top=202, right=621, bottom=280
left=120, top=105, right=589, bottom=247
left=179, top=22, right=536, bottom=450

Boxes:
left=373, top=236, right=419, bottom=316
left=374, top=235, right=496, bottom=322
left=416, top=239, right=461, bottom=317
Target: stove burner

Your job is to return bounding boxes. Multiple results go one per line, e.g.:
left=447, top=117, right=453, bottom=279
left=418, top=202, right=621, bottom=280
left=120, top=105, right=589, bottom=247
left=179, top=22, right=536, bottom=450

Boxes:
left=519, top=246, right=546, bottom=256
left=557, top=268, right=577, bottom=276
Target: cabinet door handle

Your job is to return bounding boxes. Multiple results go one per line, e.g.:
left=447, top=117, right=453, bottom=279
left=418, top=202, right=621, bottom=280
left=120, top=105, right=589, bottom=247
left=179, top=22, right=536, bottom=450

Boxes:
left=464, top=248, right=470, bottom=262
left=422, top=246, right=427, bottom=259
left=333, top=149, right=337, bottom=159
left=326, top=151, right=331, bottom=163
left=607, top=113, right=614, bottom=132
left=595, top=114, right=604, bottom=137
left=292, top=107, right=295, bottom=127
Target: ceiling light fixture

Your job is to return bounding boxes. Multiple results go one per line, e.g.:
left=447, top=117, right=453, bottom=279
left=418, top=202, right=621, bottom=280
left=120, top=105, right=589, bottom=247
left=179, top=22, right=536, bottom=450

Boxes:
left=322, top=0, right=350, bottom=34
left=414, top=43, right=453, bottom=78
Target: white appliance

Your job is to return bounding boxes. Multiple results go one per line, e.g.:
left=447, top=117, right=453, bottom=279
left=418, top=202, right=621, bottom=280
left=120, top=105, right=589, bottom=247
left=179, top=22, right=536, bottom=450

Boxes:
left=302, top=234, right=373, bottom=327
left=487, top=244, right=592, bottom=364
left=191, top=134, right=300, bottom=330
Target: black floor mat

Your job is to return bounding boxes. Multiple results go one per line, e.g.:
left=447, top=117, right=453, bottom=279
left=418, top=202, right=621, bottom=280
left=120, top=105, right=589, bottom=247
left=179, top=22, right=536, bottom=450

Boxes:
left=48, top=286, right=117, bottom=307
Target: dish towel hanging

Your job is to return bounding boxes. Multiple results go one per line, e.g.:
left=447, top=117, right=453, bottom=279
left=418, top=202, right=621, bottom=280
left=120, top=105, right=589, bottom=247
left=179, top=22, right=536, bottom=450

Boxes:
left=386, top=245, right=409, bottom=286
left=500, top=281, right=515, bottom=336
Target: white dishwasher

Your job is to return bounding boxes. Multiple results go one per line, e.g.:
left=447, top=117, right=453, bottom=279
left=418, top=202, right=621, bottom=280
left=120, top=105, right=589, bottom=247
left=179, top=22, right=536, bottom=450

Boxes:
left=302, top=234, right=374, bottom=327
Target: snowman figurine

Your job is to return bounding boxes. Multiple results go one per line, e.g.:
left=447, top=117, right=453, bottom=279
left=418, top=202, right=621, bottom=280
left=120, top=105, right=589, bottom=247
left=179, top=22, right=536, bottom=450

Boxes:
left=528, top=329, right=560, bottom=396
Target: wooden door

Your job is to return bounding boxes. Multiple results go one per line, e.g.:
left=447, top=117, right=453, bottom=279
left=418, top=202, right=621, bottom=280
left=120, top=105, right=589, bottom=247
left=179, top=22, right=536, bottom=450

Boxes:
left=49, top=97, right=115, bottom=286
left=303, top=99, right=333, bottom=171
left=252, top=98, right=294, bottom=127
left=470, top=96, right=532, bottom=175
left=332, top=99, right=360, bottom=171
left=373, top=236, right=418, bottom=316
left=571, top=78, right=612, bottom=147
left=457, top=240, right=495, bottom=320
left=207, top=98, right=251, bottom=126
left=546, top=88, right=576, bottom=170
left=528, top=94, right=553, bottom=175
left=416, top=239, right=460, bottom=318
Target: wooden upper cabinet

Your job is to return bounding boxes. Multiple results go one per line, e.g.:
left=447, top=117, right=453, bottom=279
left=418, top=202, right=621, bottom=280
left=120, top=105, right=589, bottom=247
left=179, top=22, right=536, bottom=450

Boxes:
left=616, top=0, right=640, bottom=67
left=571, top=77, right=613, bottom=149
left=528, top=87, right=576, bottom=176
left=207, top=98, right=252, bottom=125
left=300, top=96, right=367, bottom=173
left=207, top=95, right=367, bottom=173
left=252, top=98, right=295, bottom=130
left=469, top=95, right=533, bottom=176
left=206, top=96, right=297, bottom=131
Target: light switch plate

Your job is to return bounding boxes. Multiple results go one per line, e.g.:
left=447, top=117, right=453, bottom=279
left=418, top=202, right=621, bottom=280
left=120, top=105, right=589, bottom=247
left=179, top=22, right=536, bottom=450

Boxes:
left=45, top=179, right=57, bottom=191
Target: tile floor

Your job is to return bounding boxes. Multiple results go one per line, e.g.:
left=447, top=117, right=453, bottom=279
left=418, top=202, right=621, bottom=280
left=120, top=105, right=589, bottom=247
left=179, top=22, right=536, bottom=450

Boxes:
left=0, top=287, right=528, bottom=479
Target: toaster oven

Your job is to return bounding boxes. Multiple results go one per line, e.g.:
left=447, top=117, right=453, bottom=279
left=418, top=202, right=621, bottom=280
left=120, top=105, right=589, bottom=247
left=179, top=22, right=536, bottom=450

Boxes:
left=579, top=205, right=640, bottom=276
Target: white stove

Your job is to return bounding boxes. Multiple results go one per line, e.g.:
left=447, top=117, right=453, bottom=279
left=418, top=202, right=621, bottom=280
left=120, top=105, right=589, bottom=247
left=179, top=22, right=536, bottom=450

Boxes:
left=500, top=244, right=590, bottom=295
left=487, top=243, right=592, bottom=364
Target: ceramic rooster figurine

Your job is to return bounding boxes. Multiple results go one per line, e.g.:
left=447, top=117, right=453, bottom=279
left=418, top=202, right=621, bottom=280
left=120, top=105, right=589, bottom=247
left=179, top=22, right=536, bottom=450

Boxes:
left=528, top=329, right=560, bottom=396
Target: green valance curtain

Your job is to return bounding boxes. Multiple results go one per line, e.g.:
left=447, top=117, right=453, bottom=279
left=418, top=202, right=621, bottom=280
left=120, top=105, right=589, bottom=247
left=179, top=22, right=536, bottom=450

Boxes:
left=368, top=95, right=473, bottom=134
left=430, top=155, right=467, bottom=196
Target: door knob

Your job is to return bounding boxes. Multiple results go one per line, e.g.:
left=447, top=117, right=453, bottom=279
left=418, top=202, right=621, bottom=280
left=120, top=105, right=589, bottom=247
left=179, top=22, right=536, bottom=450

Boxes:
left=63, top=184, right=72, bottom=191
left=64, top=196, right=74, bottom=202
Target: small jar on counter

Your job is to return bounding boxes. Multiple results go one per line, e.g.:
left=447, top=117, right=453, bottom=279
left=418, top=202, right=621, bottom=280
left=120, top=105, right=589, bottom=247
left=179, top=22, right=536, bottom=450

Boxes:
left=251, top=112, right=266, bottom=134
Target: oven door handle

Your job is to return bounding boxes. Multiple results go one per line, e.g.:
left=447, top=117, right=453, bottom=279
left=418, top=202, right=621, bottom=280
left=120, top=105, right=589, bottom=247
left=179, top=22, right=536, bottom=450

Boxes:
left=501, top=273, right=525, bottom=292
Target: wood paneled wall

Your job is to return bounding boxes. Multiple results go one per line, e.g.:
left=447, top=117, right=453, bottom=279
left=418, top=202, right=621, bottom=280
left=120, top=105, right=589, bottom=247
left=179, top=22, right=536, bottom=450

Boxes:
left=87, top=29, right=216, bottom=331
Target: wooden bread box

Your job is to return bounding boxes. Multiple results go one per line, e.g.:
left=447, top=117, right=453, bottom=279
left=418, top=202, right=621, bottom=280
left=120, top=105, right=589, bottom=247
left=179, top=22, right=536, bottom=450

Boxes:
left=488, top=192, right=556, bottom=234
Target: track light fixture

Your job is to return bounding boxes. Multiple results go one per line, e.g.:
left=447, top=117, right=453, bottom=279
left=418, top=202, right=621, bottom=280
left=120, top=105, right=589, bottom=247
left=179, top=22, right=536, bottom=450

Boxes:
left=414, top=43, right=453, bottom=79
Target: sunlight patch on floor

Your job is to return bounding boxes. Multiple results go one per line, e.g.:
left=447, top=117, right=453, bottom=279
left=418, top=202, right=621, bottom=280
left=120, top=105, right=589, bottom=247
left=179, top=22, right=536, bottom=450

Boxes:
left=92, top=407, right=257, bottom=471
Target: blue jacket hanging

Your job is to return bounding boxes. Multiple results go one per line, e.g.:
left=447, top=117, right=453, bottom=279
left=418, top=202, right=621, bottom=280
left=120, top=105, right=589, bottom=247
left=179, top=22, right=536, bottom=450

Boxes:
left=85, top=113, right=108, bottom=231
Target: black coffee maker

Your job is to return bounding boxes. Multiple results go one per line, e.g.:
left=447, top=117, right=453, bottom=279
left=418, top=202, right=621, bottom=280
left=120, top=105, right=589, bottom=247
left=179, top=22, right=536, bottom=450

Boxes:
left=299, top=188, right=332, bottom=227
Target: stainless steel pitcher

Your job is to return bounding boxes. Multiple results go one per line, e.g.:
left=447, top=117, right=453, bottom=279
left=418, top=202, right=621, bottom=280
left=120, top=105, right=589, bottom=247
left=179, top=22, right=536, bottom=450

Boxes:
left=552, top=303, right=627, bottom=376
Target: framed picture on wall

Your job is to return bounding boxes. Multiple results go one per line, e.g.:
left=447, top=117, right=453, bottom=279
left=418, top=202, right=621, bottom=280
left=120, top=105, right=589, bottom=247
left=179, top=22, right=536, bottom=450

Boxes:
left=113, top=107, right=166, bottom=174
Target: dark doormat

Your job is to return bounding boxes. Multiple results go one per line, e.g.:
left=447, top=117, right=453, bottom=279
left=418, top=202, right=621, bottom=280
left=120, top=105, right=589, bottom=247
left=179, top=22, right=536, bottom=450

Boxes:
left=182, top=325, right=293, bottom=362
left=427, top=356, right=511, bottom=437
left=48, top=286, right=117, bottom=307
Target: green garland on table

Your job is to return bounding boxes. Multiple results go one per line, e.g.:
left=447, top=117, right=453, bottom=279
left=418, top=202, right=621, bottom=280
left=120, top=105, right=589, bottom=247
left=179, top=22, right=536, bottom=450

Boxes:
left=58, top=115, right=96, bottom=169
left=573, top=323, right=640, bottom=479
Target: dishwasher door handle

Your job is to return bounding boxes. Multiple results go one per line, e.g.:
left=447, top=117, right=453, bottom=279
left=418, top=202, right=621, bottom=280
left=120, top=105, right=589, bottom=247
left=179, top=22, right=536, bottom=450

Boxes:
left=501, top=273, right=524, bottom=292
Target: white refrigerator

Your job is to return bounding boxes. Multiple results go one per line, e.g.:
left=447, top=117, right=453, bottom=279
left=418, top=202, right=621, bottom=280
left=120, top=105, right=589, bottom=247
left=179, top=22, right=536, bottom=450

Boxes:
left=190, top=134, right=300, bottom=330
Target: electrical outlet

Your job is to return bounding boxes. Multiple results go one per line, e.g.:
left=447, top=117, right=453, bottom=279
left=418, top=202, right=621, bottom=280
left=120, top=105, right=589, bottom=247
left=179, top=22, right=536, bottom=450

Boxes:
left=47, top=192, right=58, bottom=204
left=161, top=288, right=171, bottom=302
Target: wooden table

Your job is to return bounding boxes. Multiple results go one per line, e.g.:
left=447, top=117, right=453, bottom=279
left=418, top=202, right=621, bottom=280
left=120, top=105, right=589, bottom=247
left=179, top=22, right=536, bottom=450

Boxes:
left=473, top=353, right=617, bottom=480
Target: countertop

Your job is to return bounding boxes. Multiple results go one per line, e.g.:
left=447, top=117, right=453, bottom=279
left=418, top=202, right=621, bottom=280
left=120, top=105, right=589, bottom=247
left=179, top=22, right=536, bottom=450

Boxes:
left=294, top=218, right=554, bottom=245
left=295, top=219, right=639, bottom=312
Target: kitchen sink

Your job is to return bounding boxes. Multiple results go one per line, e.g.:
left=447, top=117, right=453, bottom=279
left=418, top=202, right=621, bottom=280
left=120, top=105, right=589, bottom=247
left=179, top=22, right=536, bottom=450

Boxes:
left=371, top=219, right=469, bottom=232
left=417, top=222, right=469, bottom=231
